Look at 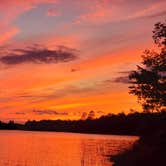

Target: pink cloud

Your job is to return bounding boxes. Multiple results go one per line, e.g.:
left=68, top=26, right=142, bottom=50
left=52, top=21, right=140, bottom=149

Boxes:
left=73, top=0, right=166, bottom=25
left=0, top=0, right=57, bottom=24
left=75, top=0, right=112, bottom=24
left=0, top=0, right=57, bottom=44
left=47, top=9, right=60, bottom=16
left=128, top=0, right=166, bottom=19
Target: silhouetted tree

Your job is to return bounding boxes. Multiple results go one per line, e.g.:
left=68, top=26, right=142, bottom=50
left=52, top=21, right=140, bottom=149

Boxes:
left=129, top=20, right=166, bottom=112
left=87, top=111, right=95, bottom=120
left=8, top=120, right=14, bottom=125
left=152, top=21, right=166, bottom=47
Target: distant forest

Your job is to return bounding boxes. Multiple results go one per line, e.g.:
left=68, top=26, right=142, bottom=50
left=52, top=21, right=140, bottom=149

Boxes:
left=0, top=111, right=165, bottom=136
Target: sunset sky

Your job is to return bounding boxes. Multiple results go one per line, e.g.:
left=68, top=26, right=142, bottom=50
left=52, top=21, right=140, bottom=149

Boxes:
left=0, top=0, right=165, bottom=122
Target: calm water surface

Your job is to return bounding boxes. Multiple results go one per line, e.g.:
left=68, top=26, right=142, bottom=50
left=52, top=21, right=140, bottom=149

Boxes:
left=0, top=130, right=138, bottom=166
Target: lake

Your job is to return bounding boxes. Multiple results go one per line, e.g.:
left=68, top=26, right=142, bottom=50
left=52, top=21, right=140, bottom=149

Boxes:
left=0, top=130, right=138, bottom=166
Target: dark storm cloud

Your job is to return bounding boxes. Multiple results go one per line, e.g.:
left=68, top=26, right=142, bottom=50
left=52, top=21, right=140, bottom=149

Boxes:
left=0, top=45, right=78, bottom=65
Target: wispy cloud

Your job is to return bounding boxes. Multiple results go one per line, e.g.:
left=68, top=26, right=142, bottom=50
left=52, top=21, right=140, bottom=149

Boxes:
left=144, top=10, right=166, bottom=19
left=15, top=112, right=26, bottom=115
left=113, top=76, right=130, bottom=84
left=127, top=0, right=166, bottom=20
left=32, top=109, right=68, bottom=115
left=73, top=0, right=166, bottom=25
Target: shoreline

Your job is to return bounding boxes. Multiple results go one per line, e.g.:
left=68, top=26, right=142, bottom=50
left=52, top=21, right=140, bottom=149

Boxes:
left=0, top=129, right=140, bottom=137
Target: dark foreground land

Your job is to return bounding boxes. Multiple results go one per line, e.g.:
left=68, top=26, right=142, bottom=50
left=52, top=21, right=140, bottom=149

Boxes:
left=0, top=111, right=166, bottom=166
left=111, top=112, right=166, bottom=166
left=112, top=127, right=166, bottom=166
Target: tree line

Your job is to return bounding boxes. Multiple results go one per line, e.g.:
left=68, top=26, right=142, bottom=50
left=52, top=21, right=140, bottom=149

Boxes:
left=0, top=111, right=165, bottom=136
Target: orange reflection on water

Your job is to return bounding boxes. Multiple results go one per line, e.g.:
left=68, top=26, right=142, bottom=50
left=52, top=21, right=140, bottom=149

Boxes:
left=0, top=131, right=138, bottom=166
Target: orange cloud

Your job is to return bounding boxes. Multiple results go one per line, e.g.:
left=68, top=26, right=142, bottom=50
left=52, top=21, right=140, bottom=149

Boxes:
left=72, top=47, right=143, bottom=73
left=0, top=81, right=141, bottom=122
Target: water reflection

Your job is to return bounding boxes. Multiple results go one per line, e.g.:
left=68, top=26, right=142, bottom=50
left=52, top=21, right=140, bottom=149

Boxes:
left=0, top=131, right=138, bottom=166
